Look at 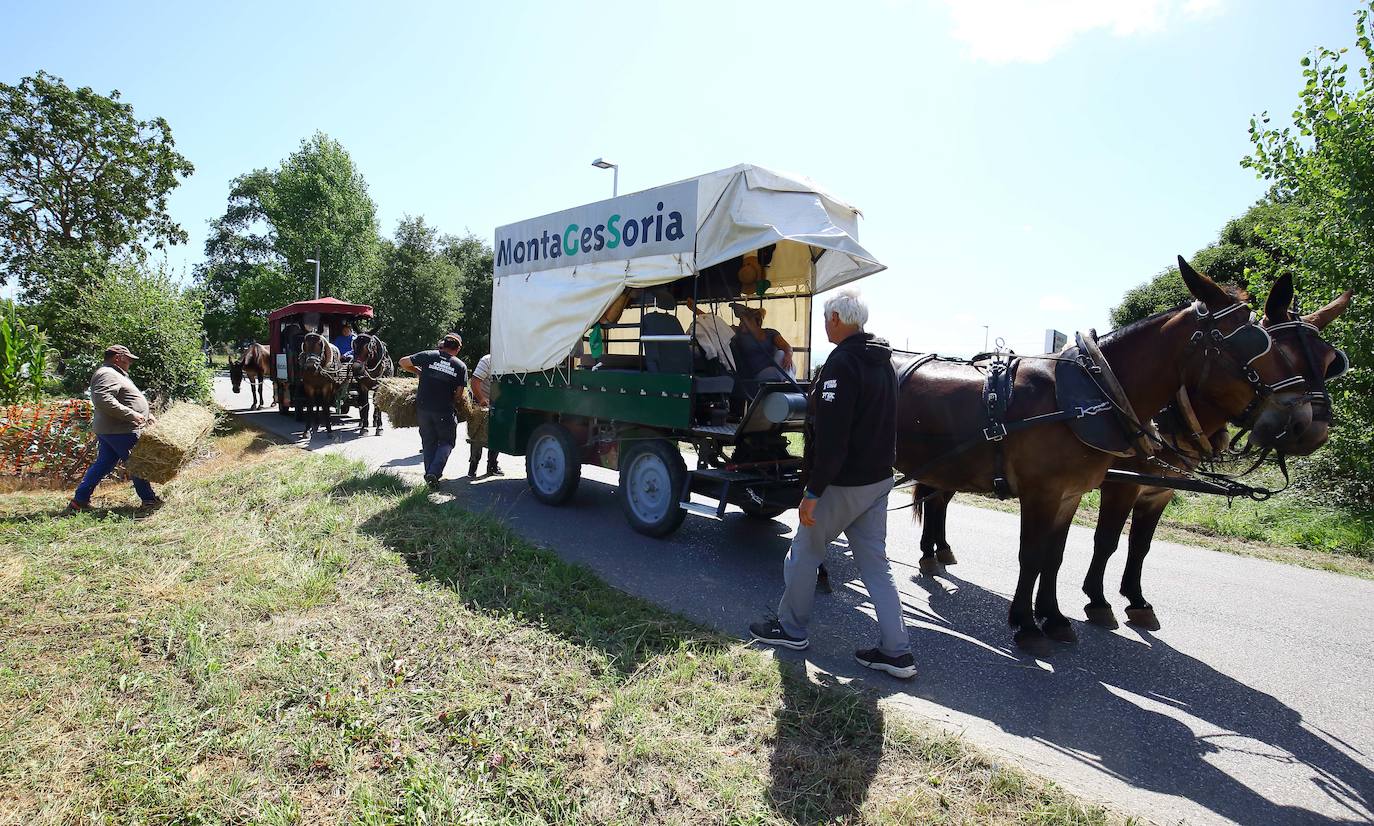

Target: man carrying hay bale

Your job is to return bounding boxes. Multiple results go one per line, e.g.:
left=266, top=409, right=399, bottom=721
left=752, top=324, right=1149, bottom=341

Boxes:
left=69, top=345, right=163, bottom=513
left=398, top=333, right=468, bottom=489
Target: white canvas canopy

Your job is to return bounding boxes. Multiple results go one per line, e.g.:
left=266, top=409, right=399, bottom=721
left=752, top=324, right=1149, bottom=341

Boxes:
left=490, top=164, right=884, bottom=374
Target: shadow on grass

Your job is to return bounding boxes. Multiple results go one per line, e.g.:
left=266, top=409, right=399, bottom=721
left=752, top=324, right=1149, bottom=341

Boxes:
left=343, top=471, right=887, bottom=823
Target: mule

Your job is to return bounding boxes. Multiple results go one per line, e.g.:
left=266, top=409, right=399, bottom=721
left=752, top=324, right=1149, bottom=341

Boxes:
left=350, top=333, right=394, bottom=435
left=297, top=333, right=342, bottom=436
left=893, top=258, right=1305, bottom=652
left=228, top=341, right=272, bottom=410
left=1078, top=278, right=1353, bottom=630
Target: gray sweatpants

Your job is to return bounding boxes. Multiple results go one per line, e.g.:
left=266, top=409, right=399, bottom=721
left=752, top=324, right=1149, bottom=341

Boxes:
left=777, top=477, right=911, bottom=656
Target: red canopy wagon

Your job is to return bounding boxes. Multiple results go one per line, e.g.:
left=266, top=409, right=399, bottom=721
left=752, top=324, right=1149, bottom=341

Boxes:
left=267, top=298, right=374, bottom=415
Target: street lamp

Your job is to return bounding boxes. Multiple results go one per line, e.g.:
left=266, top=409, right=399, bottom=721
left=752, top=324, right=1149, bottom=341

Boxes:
left=591, top=157, right=618, bottom=197
left=306, top=256, right=320, bottom=299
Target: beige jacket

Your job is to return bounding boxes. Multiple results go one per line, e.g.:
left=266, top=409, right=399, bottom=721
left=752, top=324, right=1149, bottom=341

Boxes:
left=90, top=362, right=150, bottom=435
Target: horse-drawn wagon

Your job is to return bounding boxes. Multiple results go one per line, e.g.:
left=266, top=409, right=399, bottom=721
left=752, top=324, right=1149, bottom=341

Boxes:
left=267, top=298, right=374, bottom=419
left=487, top=164, right=884, bottom=536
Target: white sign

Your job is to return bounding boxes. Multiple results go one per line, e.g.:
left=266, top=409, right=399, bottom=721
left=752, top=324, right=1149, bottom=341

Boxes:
left=1044, top=329, right=1068, bottom=353
left=494, top=181, right=697, bottom=278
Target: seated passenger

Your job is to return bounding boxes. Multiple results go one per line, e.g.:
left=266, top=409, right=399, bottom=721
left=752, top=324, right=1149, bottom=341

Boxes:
left=730, top=302, right=794, bottom=381
left=332, top=322, right=356, bottom=361
left=687, top=298, right=737, bottom=372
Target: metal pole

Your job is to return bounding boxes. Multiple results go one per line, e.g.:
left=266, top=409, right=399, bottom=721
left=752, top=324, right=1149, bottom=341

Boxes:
left=612, top=165, right=618, bottom=197
left=313, top=252, right=321, bottom=299
left=982, top=325, right=989, bottom=352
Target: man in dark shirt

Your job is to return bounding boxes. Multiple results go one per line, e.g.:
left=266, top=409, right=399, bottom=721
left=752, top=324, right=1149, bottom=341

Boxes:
left=749, top=289, right=915, bottom=679
left=399, top=333, right=468, bottom=489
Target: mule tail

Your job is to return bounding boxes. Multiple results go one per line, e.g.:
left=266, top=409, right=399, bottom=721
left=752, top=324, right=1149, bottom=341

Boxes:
left=912, top=483, right=936, bottom=525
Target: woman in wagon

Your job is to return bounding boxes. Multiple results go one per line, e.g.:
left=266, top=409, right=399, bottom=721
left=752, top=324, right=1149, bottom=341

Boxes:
left=729, top=302, right=795, bottom=380
left=68, top=345, right=164, bottom=513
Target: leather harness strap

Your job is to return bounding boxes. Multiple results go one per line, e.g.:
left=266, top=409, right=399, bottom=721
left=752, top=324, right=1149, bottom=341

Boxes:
left=1077, top=329, right=1159, bottom=457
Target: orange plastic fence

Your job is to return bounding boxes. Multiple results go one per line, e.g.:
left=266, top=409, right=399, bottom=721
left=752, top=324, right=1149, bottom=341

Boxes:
left=0, top=399, right=117, bottom=483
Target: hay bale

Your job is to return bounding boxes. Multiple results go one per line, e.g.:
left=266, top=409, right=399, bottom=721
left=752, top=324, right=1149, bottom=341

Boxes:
left=375, top=377, right=419, bottom=428
left=126, top=402, right=217, bottom=484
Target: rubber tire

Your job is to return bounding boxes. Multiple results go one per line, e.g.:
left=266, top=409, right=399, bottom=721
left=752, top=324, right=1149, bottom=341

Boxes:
left=618, top=439, right=689, bottom=538
left=525, top=422, right=581, bottom=505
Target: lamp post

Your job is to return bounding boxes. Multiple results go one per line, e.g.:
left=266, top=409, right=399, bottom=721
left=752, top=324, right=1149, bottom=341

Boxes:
left=982, top=325, right=989, bottom=353
left=306, top=256, right=321, bottom=299
left=591, top=157, right=618, bottom=197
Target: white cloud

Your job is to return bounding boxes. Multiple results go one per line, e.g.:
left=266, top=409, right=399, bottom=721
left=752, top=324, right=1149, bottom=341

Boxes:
left=940, top=0, right=1225, bottom=64
left=1038, top=294, right=1078, bottom=312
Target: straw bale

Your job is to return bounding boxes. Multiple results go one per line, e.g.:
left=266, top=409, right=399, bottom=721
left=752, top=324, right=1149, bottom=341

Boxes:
left=126, top=402, right=217, bottom=483
left=375, top=377, right=419, bottom=428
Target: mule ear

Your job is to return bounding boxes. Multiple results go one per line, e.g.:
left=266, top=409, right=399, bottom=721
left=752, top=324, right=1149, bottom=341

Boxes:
left=1178, top=255, right=1228, bottom=307
left=1302, top=290, right=1354, bottom=329
left=1264, top=274, right=1295, bottom=324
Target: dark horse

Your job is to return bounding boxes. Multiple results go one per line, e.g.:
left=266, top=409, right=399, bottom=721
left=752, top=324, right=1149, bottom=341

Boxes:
left=349, top=333, right=394, bottom=435
left=893, top=259, right=1308, bottom=652
left=913, top=275, right=1352, bottom=634
left=228, top=341, right=272, bottom=409
left=1078, top=278, right=1353, bottom=630
left=297, top=333, right=342, bottom=436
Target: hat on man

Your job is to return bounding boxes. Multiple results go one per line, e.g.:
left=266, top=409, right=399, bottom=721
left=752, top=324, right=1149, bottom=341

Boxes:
left=439, top=333, right=463, bottom=350
left=103, top=345, right=138, bottom=361
left=651, top=289, right=677, bottom=312
left=728, top=302, right=765, bottom=322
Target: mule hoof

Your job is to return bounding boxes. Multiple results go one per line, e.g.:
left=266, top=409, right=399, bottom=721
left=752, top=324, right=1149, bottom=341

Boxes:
left=918, top=557, right=945, bottom=576
left=935, top=547, right=958, bottom=566
left=1083, top=603, right=1119, bottom=630
left=1125, top=607, right=1161, bottom=631
left=1013, top=627, right=1051, bottom=656
left=1042, top=619, right=1078, bottom=644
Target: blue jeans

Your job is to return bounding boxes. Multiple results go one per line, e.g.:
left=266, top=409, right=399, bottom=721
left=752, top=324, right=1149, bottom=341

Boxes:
left=74, top=433, right=157, bottom=504
left=417, top=408, right=457, bottom=479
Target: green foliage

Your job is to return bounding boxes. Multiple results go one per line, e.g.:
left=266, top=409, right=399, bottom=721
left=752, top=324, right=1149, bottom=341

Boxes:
left=199, top=132, right=382, bottom=343
left=0, top=71, right=194, bottom=286
left=58, top=263, right=210, bottom=403
left=0, top=300, right=51, bottom=405
left=1242, top=1, right=1374, bottom=501
left=358, top=219, right=495, bottom=361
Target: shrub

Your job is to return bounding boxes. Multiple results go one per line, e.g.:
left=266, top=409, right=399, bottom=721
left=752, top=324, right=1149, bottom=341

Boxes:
left=58, top=263, right=211, bottom=404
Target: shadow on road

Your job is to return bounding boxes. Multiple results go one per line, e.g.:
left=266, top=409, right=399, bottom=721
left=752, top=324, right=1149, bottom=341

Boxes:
left=896, top=571, right=1374, bottom=825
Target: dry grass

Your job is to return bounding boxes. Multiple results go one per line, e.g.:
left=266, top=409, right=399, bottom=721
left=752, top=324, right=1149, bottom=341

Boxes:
left=125, top=402, right=218, bottom=483
left=0, top=429, right=1118, bottom=825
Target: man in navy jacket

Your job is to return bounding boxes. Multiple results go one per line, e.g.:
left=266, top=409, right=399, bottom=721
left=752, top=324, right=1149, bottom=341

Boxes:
left=749, top=289, right=915, bottom=679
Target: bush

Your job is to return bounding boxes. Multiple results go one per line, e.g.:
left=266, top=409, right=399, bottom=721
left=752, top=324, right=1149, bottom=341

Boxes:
left=0, top=301, right=51, bottom=405
left=57, top=264, right=210, bottom=404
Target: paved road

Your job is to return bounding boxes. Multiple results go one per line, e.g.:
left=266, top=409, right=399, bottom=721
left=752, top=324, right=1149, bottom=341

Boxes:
left=216, top=377, right=1374, bottom=825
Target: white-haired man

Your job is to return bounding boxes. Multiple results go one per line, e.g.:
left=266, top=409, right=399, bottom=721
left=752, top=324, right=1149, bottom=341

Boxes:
left=749, top=288, right=916, bottom=679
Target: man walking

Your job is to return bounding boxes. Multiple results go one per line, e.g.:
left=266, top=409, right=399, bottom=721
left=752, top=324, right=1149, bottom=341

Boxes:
left=466, top=352, right=501, bottom=477
left=748, top=289, right=916, bottom=679
left=69, top=345, right=163, bottom=513
left=399, top=333, right=468, bottom=489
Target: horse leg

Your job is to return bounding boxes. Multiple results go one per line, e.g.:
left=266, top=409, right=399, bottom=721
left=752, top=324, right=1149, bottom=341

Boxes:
left=324, top=388, right=334, bottom=434
left=932, top=489, right=957, bottom=565
left=1034, top=494, right=1082, bottom=644
left=1082, top=481, right=1139, bottom=629
left=1010, top=495, right=1057, bottom=654
left=374, top=392, right=383, bottom=435
left=916, top=486, right=955, bottom=574
left=1121, top=489, right=1172, bottom=631
left=358, top=387, right=369, bottom=433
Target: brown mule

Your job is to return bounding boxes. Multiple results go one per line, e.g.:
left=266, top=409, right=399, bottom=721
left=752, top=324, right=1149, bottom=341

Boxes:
left=298, top=333, right=342, bottom=436
left=350, top=333, right=394, bottom=435
left=895, top=258, right=1305, bottom=654
left=229, top=342, right=272, bottom=410
left=1080, top=277, right=1353, bottom=631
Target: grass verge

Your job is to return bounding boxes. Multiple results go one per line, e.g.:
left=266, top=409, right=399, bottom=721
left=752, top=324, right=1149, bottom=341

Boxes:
left=0, top=427, right=1115, bottom=824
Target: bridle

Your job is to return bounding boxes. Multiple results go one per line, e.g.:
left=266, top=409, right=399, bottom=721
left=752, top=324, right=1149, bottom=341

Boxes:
left=299, top=333, right=331, bottom=373
left=1185, top=299, right=1284, bottom=433
left=1263, top=305, right=1349, bottom=424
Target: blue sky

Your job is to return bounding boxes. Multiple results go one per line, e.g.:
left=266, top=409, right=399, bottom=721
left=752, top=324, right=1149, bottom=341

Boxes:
left=2, top=0, right=1360, bottom=355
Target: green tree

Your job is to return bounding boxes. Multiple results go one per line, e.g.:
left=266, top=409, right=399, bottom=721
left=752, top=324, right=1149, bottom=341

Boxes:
left=59, top=263, right=210, bottom=403
left=1242, top=1, right=1374, bottom=500
left=443, top=233, right=495, bottom=362
left=367, top=216, right=461, bottom=358
left=200, top=132, right=381, bottom=342
left=0, top=71, right=194, bottom=288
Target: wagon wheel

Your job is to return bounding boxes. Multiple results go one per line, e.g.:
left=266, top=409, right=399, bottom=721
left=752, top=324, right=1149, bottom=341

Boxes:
left=525, top=422, right=581, bottom=505
left=618, top=439, right=688, bottom=538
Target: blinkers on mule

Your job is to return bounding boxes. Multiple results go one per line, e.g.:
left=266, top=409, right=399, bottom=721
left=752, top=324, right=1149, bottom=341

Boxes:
left=1265, top=313, right=1351, bottom=424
